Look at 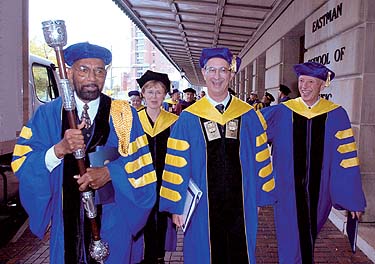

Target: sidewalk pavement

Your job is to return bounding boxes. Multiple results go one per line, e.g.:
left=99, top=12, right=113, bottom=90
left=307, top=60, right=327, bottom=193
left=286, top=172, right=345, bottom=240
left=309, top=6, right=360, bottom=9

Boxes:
left=0, top=206, right=373, bottom=264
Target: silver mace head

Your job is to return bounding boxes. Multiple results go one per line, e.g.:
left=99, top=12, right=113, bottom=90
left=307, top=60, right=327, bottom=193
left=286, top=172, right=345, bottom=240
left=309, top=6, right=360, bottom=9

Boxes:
left=42, top=20, right=67, bottom=48
left=90, top=240, right=110, bottom=262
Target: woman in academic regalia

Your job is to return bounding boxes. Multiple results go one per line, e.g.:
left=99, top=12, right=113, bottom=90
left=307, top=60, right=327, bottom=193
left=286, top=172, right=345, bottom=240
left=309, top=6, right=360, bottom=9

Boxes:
left=132, top=70, right=178, bottom=264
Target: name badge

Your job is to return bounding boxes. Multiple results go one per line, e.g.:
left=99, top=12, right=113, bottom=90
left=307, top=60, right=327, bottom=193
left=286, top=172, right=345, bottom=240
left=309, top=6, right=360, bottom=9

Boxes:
left=203, top=121, right=221, bottom=141
left=225, top=119, right=238, bottom=139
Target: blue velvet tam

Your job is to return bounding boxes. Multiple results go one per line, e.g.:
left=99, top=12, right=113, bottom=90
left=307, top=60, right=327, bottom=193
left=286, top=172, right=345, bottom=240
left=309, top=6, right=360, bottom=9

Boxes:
left=63, top=42, right=112, bottom=66
left=136, top=70, right=171, bottom=92
left=128, top=90, right=140, bottom=97
left=293, top=62, right=335, bottom=82
left=199, top=47, right=241, bottom=73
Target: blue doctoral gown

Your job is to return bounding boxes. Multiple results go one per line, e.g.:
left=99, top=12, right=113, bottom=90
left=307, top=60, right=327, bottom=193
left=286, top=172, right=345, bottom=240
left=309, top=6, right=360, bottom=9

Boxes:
left=11, top=97, right=157, bottom=264
left=159, top=96, right=276, bottom=263
left=261, top=98, right=366, bottom=264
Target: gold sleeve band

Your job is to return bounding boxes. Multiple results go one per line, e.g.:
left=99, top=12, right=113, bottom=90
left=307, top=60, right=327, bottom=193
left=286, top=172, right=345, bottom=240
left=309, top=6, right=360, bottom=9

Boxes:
left=13, top=144, right=32, bottom=157
left=160, top=186, right=181, bottom=202
left=165, top=154, right=187, bottom=168
left=11, top=156, right=27, bottom=173
left=256, top=132, right=268, bottom=147
left=20, top=126, right=32, bottom=139
left=262, top=177, right=275, bottom=192
left=335, top=128, right=354, bottom=139
left=167, top=138, right=190, bottom=151
left=162, top=170, right=184, bottom=185
left=259, top=162, right=273, bottom=178
left=128, top=171, right=157, bottom=188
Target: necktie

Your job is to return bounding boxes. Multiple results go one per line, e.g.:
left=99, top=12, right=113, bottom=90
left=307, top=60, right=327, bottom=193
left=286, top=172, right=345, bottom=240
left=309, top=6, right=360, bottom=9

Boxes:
left=215, top=104, right=225, bottom=135
left=215, top=104, right=225, bottom=114
left=81, top=104, right=91, bottom=129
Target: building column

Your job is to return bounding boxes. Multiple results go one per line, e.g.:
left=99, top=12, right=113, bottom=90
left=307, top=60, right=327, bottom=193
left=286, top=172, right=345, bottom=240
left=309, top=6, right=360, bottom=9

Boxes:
left=304, top=0, right=375, bottom=221
left=265, top=37, right=300, bottom=104
left=252, top=54, right=266, bottom=98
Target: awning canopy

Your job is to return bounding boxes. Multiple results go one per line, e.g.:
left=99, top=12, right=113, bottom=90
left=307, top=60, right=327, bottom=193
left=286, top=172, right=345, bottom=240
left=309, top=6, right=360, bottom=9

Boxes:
left=113, top=0, right=292, bottom=86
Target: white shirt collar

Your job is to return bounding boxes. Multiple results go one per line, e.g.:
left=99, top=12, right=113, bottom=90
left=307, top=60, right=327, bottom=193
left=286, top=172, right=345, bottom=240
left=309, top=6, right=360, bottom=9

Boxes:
left=302, top=97, right=321, bottom=109
left=205, top=92, right=231, bottom=108
left=74, top=92, right=100, bottom=121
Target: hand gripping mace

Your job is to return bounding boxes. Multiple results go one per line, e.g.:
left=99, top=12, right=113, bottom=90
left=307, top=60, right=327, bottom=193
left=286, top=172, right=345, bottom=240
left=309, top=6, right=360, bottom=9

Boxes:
left=42, top=20, right=109, bottom=262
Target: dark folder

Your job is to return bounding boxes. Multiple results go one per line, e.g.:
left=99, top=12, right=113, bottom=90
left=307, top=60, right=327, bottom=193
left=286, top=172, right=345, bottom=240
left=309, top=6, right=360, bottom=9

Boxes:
left=346, top=212, right=358, bottom=253
left=88, top=147, right=120, bottom=205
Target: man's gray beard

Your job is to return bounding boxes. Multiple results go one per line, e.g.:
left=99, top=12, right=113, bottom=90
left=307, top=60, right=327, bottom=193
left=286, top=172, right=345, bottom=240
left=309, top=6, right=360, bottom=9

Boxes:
left=76, top=87, right=101, bottom=101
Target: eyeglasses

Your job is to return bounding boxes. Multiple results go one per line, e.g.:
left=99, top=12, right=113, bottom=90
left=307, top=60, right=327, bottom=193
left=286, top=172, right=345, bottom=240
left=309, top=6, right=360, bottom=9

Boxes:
left=205, top=66, right=231, bottom=76
left=74, top=65, right=107, bottom=79
left=144, top=89, right=165, bottom=97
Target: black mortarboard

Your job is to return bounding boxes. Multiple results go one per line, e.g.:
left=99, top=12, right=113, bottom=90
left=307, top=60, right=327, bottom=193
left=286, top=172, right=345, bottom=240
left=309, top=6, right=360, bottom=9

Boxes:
left=169, top=88, right=180, bottom=96
left=279, top=84, right=291, bottom=95
left=128, top=90, right=140, bottom=97
left=265, top=92, right=275, bottom=102
left=228, top=88, right=236, bottom=95
left=136, top=70, right=171, bottom=92
left=183, top=88, right=196, bottom=94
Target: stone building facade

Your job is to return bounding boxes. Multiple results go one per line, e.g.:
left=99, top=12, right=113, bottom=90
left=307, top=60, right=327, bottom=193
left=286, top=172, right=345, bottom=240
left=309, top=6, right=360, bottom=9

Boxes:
left=232, top=0, right=375, bottom=222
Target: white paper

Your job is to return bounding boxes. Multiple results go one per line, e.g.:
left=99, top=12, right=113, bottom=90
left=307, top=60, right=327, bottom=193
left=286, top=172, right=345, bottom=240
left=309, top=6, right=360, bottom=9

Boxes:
left=181, top=178, right=202, bottom=232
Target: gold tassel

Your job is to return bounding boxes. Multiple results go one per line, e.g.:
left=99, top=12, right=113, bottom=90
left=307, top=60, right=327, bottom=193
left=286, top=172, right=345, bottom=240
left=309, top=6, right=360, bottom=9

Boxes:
left=325, top=72, right=331, bottom=87
left=230, top=55, right=237, bottom=72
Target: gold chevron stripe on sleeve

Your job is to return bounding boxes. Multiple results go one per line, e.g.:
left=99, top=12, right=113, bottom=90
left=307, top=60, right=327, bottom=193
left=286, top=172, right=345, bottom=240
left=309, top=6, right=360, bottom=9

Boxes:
left=125, top=153, right=153, bottom=173
left=128, top=135, right=149, bottom=155
left=165, top=154, right=187, bottom=168
left=256, top=132, right=268, bottom=147
left=160, top=186, right=181, bottom=202
left=162, top=170, right=184, bottom=185
left=11, top=156, right=27, bottom=173
left=128, top=171, right=157, bottom=188
left=256, top=111, right=267, bottom=130
left=337, top=142, right=357, bottom=154
left=259, top=162, right=273, bottom=178
left=167, top=138, right=190, bottom=151
left=256, top=148, right=270, bottom=162
left=19, top=126, right=32, bottom=139
left=340, top=157, right=360, bottom=168
left=13, top=144, right=32, bottom=157
left=335, top=128, right=354, bottom=139
left=262, top=177, right=275, bottom=192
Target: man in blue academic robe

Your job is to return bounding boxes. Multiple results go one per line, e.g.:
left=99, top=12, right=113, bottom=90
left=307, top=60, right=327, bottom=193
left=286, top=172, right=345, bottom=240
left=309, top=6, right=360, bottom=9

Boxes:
left=159, top=47, right=275, bottom=263
left=11, top=42, right=156, bottom=264
left=261, top=62, right=366, bottom=264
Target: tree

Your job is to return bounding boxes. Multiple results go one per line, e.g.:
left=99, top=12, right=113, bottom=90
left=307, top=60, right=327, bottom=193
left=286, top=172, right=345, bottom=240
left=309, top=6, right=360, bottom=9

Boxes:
left=29, top=37, right=57, bottom=64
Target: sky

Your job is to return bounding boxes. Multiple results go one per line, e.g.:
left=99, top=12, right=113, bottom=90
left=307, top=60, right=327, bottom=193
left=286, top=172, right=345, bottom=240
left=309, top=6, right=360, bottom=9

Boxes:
left=29, top=0, right=133, bottom=69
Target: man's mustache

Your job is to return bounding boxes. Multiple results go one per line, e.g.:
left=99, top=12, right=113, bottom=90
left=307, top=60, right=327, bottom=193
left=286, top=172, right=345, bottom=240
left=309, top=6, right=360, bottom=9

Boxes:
left=82, top=83, right=99, bottom=89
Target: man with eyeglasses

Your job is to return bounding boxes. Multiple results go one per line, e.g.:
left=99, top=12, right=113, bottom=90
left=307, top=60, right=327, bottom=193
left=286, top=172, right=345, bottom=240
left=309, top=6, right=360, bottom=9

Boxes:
left=11, top=42, right=157, bottom=263
left=159, top=47, right=276, bottom=263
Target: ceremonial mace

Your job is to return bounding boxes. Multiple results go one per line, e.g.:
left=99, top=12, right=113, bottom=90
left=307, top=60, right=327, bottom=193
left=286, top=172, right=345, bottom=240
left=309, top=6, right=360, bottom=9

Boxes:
left=42, top=20, right=109, bottom=262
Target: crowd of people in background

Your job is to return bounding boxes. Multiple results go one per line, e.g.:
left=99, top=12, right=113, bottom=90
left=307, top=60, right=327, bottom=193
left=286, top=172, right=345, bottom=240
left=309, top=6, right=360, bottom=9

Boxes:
left=11, top=41, right=366, bottom=264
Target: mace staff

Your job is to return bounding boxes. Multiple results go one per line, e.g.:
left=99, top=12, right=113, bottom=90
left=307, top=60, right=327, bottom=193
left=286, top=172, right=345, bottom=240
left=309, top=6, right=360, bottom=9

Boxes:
left=41, top=20, right=109, bottom=262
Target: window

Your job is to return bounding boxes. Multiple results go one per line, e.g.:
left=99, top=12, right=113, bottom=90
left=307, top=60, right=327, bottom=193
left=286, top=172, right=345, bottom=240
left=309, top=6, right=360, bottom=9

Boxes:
left=135, top=39, right=145, bottom=50
left=31, top=63, right=58, bottom=103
